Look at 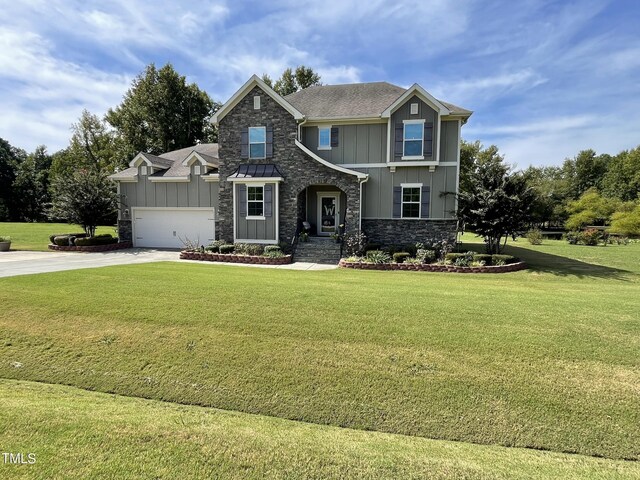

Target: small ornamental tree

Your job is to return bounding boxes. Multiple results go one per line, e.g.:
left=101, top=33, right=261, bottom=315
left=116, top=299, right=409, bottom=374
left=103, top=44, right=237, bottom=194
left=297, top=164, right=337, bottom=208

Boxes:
left=49, top=168, right=117, bottom=237
left=457, top=153, right=535, bottom=254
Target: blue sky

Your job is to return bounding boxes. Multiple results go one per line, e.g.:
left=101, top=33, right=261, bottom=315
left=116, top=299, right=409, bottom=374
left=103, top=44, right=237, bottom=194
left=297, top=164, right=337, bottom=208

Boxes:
left=0, top=0, right=638, bottom=167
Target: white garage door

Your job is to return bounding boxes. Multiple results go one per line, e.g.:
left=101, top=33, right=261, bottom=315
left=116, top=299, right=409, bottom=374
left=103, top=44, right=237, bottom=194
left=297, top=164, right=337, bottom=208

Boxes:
left=133, top=208, right=215, bottom=248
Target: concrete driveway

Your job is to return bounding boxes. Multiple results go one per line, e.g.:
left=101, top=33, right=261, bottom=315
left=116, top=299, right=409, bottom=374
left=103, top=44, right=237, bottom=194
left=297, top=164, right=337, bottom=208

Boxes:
left=0, top=249, right=337, bottom=278
left=0, top=249, right=180, bottom=278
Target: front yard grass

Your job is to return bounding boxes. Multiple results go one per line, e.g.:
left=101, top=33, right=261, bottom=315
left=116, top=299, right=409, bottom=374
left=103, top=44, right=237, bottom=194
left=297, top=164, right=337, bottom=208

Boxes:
left=0, top=222, right=115, bottom=251
left=1, top=241, right=638, bottom=462
left=2, top=379, right=638, bottom=480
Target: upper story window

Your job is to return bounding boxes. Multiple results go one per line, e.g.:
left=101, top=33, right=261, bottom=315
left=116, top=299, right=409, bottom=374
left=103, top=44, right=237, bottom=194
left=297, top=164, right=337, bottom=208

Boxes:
left=249, top=127, right=266, bottom=159
left=247, top=185, right=264, bottom=217
left=318, top=127, right=331, bottom=150
left=401, top=185, right=421, bottom=218
left=403, top=120, right=424, bottom=158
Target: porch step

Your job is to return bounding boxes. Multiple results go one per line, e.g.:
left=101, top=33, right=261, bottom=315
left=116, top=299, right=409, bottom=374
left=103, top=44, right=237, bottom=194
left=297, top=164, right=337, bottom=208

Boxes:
left=294, top=237, right=341, bottom=264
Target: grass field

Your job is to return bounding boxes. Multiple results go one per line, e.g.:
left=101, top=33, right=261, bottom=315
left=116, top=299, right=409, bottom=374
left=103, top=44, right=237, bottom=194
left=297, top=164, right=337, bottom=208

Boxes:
left=2, top=379, right=638, bottom=480
left=0, top=222, right=115, bottom=251
left=1, top=237, right=638, bottom=470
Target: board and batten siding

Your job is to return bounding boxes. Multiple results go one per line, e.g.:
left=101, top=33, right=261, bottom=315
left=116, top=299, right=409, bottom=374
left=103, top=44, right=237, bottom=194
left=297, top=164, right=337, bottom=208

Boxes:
left=119, top=166, right=219, bottom=217
left=390, top=95, right=439, bottom=162
left=439, top=120, right=459, bottom=163
left=301, top=124, right=387, bottom=165
left=361, top=165, right=457, bottom=219
left=234, top=183, right=277, bottom=241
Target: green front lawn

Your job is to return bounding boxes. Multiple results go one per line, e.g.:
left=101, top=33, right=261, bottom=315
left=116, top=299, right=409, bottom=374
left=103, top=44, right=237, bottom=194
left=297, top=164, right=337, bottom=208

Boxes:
left=0, top=222, right=116, bottom=251
left=2, top=380, right=637, bottom=480
left=1, top=241, right=638, bottom=462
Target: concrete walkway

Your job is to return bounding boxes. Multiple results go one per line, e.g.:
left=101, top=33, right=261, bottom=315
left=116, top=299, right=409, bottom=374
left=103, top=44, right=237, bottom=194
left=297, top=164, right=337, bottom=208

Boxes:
left=0, top=249, right=337, bottom=278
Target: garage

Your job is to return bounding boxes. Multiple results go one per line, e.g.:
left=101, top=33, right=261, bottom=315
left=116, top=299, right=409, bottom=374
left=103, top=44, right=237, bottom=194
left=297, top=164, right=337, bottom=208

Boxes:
left=132, top=208, right=215, bottom=248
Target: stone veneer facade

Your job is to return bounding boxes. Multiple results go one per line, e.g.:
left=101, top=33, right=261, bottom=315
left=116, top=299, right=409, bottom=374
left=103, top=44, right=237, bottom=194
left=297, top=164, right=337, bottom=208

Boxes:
left=361, top=219, right=457, bottom=245
left=217, top=85, right=362, bottom=243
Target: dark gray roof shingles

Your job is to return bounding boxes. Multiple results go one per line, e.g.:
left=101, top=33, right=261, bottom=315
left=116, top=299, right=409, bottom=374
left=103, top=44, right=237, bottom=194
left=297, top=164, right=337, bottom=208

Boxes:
left=285, top=82, right=472, bottom=118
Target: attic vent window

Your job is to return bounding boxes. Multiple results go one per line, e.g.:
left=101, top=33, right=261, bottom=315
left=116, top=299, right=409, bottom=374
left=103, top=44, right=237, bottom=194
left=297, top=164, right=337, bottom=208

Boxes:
left=194, top=165, right=201, bottom=175
left=140, top=165, right=148, bottom=176
left=254, top=95, right=261, bottom=110
left=410, top=103, right=419, bottom=115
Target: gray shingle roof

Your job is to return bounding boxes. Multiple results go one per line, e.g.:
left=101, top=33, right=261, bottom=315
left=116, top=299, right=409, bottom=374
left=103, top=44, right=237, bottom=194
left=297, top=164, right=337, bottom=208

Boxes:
left=285, top=82, right=405, bottom=119
left=285, top=82, right=471, bottom=119
left=109, top=143, right=219, bottom=179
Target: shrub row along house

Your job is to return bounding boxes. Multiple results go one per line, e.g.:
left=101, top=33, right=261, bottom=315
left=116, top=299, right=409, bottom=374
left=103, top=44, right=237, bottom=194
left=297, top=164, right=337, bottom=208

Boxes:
left=110, top=75, right=472, bottom=257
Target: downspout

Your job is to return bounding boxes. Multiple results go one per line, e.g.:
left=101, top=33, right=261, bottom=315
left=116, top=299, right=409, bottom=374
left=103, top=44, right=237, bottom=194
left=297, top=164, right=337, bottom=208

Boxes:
left=358, top=175, right=369, bottom=231
left=297, top=117, right=308, bottom=141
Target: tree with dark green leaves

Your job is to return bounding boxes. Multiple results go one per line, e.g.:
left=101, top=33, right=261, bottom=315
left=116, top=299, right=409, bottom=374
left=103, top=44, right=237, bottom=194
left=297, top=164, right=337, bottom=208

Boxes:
left=601, top=147, right=640, bottom=201
left=262, top=66, right=321, bottom=96
left=49, top=168, right=118, bottom=237
left=522, top=165, right=571, bottom=227
left=456, top=146, right=535, bottom=253
left=0, top=137, right=27, bottom=221
left=106, top=63, right=217, bottom=157
left=11, top=146, right=52, bottom=222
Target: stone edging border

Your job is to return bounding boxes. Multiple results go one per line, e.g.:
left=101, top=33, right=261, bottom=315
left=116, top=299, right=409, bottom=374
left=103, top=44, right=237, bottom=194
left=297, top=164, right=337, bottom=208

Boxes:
left=180, top=251, right=292, bottom=265
left=48, top=242, right=133, bottom=252
left=339, top=259, right=527, bottom=273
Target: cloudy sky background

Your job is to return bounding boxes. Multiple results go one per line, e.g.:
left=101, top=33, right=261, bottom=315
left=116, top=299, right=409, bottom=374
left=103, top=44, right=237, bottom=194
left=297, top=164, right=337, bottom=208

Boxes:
left=0, top=0, right=638, bottom=167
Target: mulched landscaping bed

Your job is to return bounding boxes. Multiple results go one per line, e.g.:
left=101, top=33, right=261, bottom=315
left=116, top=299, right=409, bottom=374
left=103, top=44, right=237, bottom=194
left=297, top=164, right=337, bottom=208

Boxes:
left=48, top=242, right=133, bottom=252
left=180, top=251, right=292, bottom=265
left=339, top=259, right=527, bottom=273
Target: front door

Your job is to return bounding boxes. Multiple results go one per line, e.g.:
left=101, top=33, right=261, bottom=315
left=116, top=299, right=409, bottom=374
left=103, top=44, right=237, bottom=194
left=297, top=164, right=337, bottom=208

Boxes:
left=317, top=193, right=339, bottom=236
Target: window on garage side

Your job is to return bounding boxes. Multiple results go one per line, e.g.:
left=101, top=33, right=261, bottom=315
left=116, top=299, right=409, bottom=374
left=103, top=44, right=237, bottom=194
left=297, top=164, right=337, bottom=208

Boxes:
left=401, top=186, right=421, bottom=218
left=247, top=185, right=264, bottom=217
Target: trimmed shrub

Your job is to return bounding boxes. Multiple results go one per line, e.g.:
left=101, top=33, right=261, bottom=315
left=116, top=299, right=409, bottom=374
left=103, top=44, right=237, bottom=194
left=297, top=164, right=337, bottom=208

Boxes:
left=491, top=254, right=517, bottom=265
left=263, top=250, right=285, bottom=259
left=74, top=234, right=117, bottom=246
left=264, top=245, right=282, bottom=254
left=53, top=235, right=72, bottom=246
left=0, top=236, right=10, bottom=242
left=234, top=243, right=264, bottom=255
left=393, top=252, right=411, bottom=263
left=365, top=250, right=392, bottom=264
left=445, top=253, right=466, bottom=263
left=473, top=254, right=492, bottom=266
left=526, top=229, right=543, bottom=245
left=453, top=251, right=475, bottom=267
left=50, top=233, right=85, bottom=244
left=581, top=228, right=602, bottom=246
left=278, top=242, right=293, bottom=255
left=416, top=248, right=436, bottom=264
left=219, top=244, right=235, bottom=254
left=204, top=245, right=218, bottom=252
left=404, top=257, right=423, bottom=265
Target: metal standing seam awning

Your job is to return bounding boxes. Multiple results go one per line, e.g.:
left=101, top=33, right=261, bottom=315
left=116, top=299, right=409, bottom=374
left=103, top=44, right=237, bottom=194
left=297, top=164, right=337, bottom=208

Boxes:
left=226, top=164, right=284, bottom=181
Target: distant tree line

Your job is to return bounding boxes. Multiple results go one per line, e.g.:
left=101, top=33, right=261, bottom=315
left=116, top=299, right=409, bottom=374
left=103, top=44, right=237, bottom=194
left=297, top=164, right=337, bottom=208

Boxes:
left=460, top=141, right=640, bottom=238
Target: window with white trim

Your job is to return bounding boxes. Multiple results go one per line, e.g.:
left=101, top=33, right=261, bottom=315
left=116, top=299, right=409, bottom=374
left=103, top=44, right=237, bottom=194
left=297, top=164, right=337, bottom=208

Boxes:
left=140, top=165, right=148, bottom=176
left=402, top=186, right=421, bottom=218
left=403, top=120, right=424, bottom=157
left=193, top=165, right=201, bottom=175
left=249, top=127, right=266, bottom=159
left=318, top=127, right=331, bottom=150
left=247, top=185, right=264, bottom=217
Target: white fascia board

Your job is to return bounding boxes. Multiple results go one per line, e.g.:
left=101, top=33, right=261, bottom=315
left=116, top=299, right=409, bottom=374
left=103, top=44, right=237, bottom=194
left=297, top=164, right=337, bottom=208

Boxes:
left=202, top=174, right=220, bottom=182
left=226, top=176, right=283, bottom=183
left=381, top=84, right=451, bottom=117
left=304, top=117, right=386, bottom=125
left=129, top=153, right=149, bottom=167
left=109, top=176, right=138, bottom=183
left=295, top=140, right=368, bottom=180
left=211, top=74, right=305, bottom=124
left=148, top=176, right=191, bottom=183
left=181, top=151, right=218, bottom=167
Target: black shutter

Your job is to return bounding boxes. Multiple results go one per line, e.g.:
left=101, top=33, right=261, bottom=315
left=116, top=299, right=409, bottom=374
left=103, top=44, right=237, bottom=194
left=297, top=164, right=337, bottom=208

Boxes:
left=264, top=184, right=273, bottom=217
left=240, top=128, right=248, bottom=159
left=238, top=184, right=247, bottom=216
left=423, top=122, right=433, bottom=156
left=420, top=186, right=430, bottom=218
left=330, top=127, right=339, bottom=147
left=266, top=125, right=273, bottom=158
left=392, top=186, right=402, bottom=218
left=394, top=123, right=403, bottom=159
